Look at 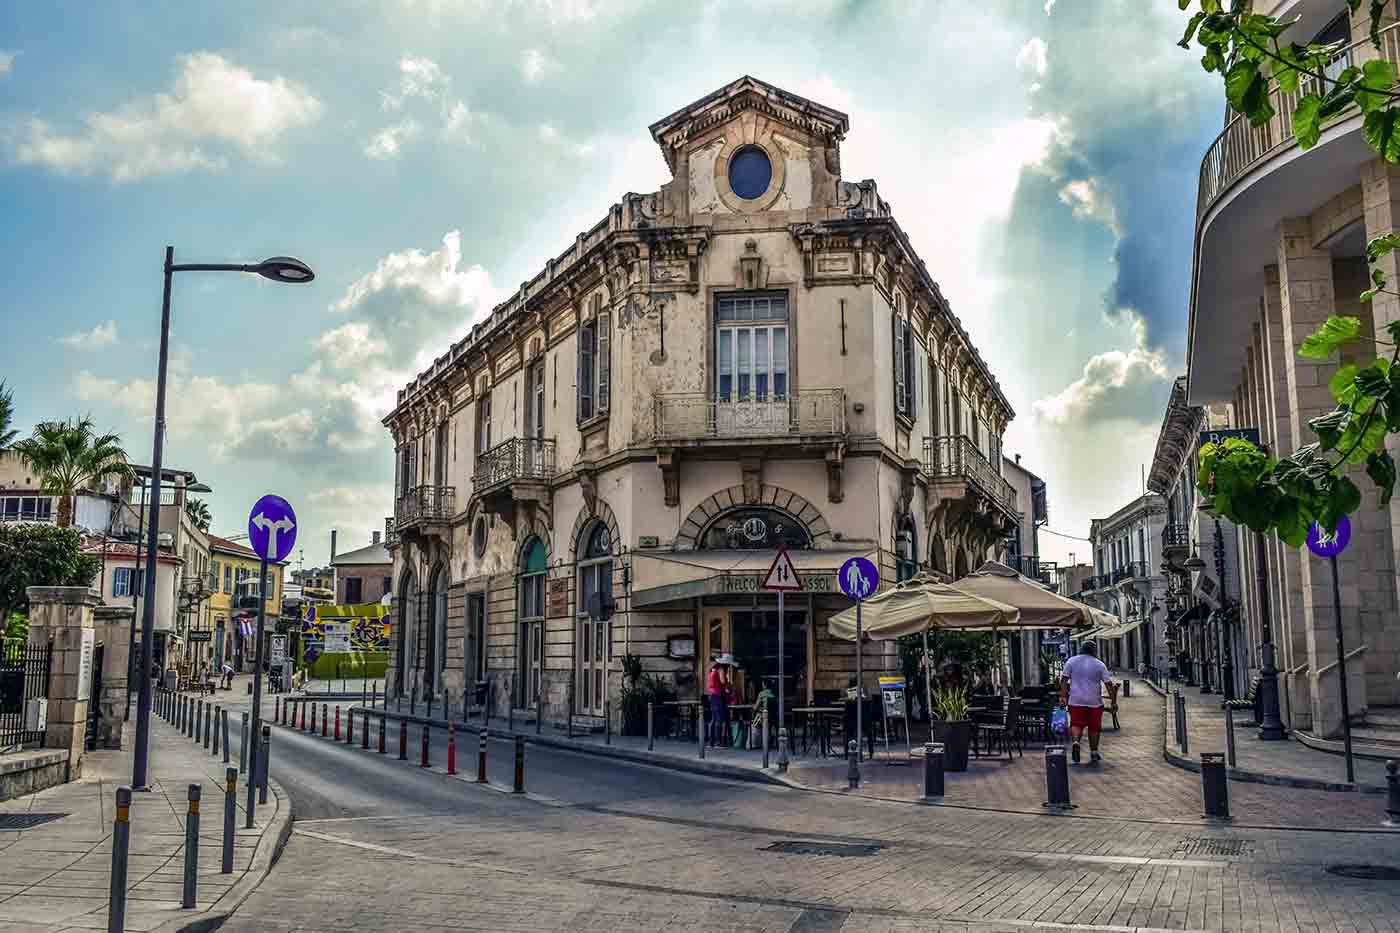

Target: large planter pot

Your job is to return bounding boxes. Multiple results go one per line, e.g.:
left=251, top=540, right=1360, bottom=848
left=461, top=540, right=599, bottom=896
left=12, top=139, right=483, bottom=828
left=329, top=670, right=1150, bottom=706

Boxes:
left=931, top=719, right=973, bottom=772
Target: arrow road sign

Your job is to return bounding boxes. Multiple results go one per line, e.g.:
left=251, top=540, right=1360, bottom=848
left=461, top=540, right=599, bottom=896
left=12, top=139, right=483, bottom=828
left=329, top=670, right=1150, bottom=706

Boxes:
left=248, top=494, right=298, bottom=563
left=763, top=548, right=803, bottom=592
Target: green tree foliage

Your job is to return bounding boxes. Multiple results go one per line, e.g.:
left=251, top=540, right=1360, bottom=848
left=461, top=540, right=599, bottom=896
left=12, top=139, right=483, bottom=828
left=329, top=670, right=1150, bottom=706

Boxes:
left=184, top=497, right=212, bottom=532
left=14, top=417, right=133, bottom=527
left=0, top=524, right=102, bottom=640
left=0, top=380, right=17, bottom=450
left=1181, top=2, right=1400, bottom=542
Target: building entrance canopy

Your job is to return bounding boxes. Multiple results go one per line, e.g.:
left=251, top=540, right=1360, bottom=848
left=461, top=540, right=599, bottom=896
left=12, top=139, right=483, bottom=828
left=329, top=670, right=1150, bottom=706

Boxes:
left=630, top=548, right=876, bottom=608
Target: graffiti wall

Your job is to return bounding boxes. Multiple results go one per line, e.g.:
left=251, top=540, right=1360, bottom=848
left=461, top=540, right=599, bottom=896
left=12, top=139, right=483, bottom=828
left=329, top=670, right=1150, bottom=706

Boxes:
left=301, top=603, right=390, bottom=664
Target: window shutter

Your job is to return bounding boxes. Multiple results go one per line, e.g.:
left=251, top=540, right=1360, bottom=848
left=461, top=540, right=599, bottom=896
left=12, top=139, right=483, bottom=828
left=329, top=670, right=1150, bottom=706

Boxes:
left=577, top=323, right=592, bottom=422
left=598, top=310, right=611, bottom=413
left=893, top=315, right=906, bottom=417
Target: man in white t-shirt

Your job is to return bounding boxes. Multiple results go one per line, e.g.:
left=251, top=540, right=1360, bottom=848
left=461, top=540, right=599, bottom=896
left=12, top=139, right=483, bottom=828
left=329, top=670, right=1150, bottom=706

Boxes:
left=1060, top=641, right=1117, bottom=765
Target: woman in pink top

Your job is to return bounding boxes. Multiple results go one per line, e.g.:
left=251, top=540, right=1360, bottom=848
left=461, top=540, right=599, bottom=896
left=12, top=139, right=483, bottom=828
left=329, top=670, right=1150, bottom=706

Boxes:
left=706, top=654, right=735, bottom=747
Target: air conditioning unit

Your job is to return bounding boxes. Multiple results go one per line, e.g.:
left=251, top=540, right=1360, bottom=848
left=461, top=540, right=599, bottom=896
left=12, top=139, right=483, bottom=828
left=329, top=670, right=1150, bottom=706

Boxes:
left=24, top=698, right=48, bottom=733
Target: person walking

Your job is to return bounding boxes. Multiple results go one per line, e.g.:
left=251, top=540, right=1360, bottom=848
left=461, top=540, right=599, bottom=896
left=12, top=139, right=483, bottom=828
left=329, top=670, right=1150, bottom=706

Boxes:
left=1060, top=641, right=1117, bottom=765
left=706, top=655, right=735, bottom=747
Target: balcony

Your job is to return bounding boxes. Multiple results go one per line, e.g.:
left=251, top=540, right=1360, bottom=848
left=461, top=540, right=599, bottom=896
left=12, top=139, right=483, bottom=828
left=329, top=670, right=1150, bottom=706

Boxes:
left=653, top=390, right=848, bottom=506
left=1197, top=22, right=1399, bottom=221
left=1006, top=555, right=1059, bottom=591
left=384, top=516, right=398, bottom=550
left=924, top=435, right=1018, bottom=552
left=1162, top=522, right=1190, bottom=567
left=1111, top=561, right=1149, bottom=585
left=393, top=484, right=456, bottom=542
left=472, top=438, right=555, bottom=522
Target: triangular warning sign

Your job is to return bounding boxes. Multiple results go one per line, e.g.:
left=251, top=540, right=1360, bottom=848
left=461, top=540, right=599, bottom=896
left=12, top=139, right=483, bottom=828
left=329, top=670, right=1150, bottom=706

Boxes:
left=762, top=548, right=803, bottom=592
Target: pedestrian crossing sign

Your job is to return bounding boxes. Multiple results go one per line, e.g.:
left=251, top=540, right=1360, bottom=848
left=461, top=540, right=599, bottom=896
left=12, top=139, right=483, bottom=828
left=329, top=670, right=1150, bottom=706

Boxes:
left=762, top=548, right=803, bottom=592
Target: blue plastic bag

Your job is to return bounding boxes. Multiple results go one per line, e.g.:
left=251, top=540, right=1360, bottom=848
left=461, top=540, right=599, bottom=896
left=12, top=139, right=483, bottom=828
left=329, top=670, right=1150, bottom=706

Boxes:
left=1050, top=705, right=1070, bottom=737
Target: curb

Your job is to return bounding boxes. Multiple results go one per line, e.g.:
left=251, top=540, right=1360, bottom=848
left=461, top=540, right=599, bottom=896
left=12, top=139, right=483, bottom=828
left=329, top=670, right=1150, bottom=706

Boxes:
left=342, top=706, right=790, bottom=788
left=1292, top=728, right=1400, bottom=764
left=1152, top=689, right=1388, bottom=794
left=155, top=776, right=295, bottom=933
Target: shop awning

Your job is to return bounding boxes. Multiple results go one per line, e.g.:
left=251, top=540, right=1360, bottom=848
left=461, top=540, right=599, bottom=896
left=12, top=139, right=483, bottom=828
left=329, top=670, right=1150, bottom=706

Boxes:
left=954, top=560, right=1097, bottom=629
left=629, top=548, right=876, bottom=608
left=827, top=577, right=1019, bottom=641
left=1092, top=617, right=1145, bottom=641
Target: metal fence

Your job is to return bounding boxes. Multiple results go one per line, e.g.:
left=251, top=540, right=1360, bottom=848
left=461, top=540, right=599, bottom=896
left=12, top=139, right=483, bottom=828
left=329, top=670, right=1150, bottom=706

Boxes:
left=0, top=644, right=52, bottom=750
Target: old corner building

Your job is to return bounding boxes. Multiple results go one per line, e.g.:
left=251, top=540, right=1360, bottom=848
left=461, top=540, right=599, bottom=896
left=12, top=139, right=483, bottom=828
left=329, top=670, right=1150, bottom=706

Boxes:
left=382, top=77, right=1022, bottom=727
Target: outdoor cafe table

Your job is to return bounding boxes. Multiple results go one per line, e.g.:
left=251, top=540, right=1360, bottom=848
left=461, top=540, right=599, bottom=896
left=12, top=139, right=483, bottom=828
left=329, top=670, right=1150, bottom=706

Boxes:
left=660, top=699, right=702, bottom=739
left=791, top=706, right=841, bottom=757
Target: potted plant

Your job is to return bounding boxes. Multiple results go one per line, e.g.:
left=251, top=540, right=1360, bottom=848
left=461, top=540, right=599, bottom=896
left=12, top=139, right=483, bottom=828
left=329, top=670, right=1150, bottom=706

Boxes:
left=929, top=684, right=973, bottom=771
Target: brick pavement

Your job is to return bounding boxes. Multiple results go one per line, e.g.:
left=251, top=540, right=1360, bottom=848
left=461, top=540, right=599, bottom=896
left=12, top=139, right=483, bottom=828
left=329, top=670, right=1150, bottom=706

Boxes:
left=0, top=700, right=288, bottom=932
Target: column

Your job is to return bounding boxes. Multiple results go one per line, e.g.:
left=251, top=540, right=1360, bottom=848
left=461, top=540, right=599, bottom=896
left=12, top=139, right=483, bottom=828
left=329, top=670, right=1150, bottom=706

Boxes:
left=91, top=605, right=134, bottom=750
left=25, top=587, right=99, bottom=780
left=1275, top=217, right=1369, bottom=737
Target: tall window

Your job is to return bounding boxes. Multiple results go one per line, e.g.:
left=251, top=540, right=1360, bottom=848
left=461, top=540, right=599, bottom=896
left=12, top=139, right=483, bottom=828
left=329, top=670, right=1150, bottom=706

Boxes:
left=578, top=296, right=611, bottom=421
left=1137, top=528, right=1146, bottom=571
left=474, top=389, right=491, bottom=462
left=716, top=293, right=788, bottom=401
left=576, top=523, right=613, bottom=716
left=434, top=421, right=448, bottom=487
left=892, top=295, right=916, bottom=420
left=345, top=577, right=363, bottom=603
left=518, top=537, right=547, bottom=707
left=526, top=359, right=546, bottom=440
left=930, top=364, right=942, bottom=435
left=114, top=567, right=138, bottom=597
left=223, top=565, right=232, bottom=593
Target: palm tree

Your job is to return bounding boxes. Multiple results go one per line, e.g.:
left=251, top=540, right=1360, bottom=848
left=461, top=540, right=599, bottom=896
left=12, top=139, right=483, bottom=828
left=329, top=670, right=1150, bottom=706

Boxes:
left=185, top=497, right=211, bottom=531
left=15, top=417, right=134, bottom=528
left=0, top=381, right=17, bottom=450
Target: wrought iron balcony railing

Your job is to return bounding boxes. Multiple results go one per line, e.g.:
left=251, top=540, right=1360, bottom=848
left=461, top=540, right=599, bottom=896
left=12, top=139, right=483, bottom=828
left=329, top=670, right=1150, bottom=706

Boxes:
left=922, top=435, right=1017, bottom=516
left=1111, top=561, right=1148, bottom=584
left=384, top=516, right=399, bottom=548
left=654, top=389, right=846, bottom=442
left=1197, top=23, right=1400, bottom=220
left=473, top=438, right=556, bottom=492
left=1161, top=522, right=1190, bottom=554
left=394, top=484, right=457, bottom=528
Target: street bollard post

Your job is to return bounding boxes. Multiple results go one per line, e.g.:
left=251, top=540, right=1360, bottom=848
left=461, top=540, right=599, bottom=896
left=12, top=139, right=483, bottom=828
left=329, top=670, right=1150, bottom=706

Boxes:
left=513, top=735, right=525, bottom=793
left=309, top=702, right=316, bottom=734
left=274, top=696, right=280, bottom=725
left=605, top=698, right=611, bottom=745
left=447, top=722, right=457, bottom=775
left=107, top=786, right=131, bottom=933
left=508, top=696, right=514, bottom=734
left=239, top=713, right=249, bottom=775
left=334, top=705, right=341, bottom=742
left=321, top=703, right=328, bottom=738
left=922, top=742, right=946, bottom=801
left=362, top=710, right=370, bottom=750
left=1224, top=705, right=1237, bottom=768
left=346, top=706, right=354, bottom=744
left=372, top=683, right=378, bottom=710
left=222, top=768, right=236, bottom=874
left=258, top=725, right=270, bottom=805
left=192, top=700, right=200, bottom=742
left=647, top=702, right=654, bottom=752
left=697, top=704, right=705, bottom=760
left=411, top=685, right=417, bottom=717
left=398, top=719, right=408, bottom=760
left=378, top=714, right=386, bottom=754
left=420, top=722, right=431, bottom=768
left=177, top=695, right=184, bottom=733
left=203, top=704, right=212, bottom=751
left=1180, top=696, right=1190, bottom=756
left=846, top=739, right=860, bottom=789
left=1123, top=679, right=1131, bottom=698
left=478, top=729, right=489, bottom=783
left=211, top=707, right=220, bottom=756
left=1201, top=752, right=1231, bottom=821
left=1386, top=761, right=1400, bottom=827
left=1043, top=745, right=1074, bottom=810
left=221, top=709, right=230, bottom=764
left=299, top=701, right=306, bottom=731
left=762, top=707, right=770, bottom=770
left=182, top=784, right=200, bottom=909
left=567, top=680, right=575, bottom=739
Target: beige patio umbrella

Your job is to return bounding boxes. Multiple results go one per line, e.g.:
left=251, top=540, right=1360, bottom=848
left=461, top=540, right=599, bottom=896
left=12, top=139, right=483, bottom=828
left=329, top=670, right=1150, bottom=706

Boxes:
left=828, top=576, right=1021, bottom=728
left=951, top=560, right=1098, bottom=629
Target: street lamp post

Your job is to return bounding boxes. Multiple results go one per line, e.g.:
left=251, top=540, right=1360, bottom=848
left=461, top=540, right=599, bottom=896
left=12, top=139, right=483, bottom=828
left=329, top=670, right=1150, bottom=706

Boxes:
left=131, top=247, right=313, bottom=791
left=1212, top=516, right=1235, bottom=702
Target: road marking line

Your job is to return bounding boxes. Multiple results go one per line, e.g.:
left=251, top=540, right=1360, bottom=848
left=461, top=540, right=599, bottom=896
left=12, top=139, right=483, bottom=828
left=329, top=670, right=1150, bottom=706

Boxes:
left=294, top=814, right=451, bottom=825
left=290, top=827, right=526, bottom=874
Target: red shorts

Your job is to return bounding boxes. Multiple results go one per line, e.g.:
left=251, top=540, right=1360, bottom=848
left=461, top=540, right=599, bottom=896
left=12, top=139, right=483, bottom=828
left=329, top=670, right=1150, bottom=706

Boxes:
left=1069, top=705, right=1104, bottom=731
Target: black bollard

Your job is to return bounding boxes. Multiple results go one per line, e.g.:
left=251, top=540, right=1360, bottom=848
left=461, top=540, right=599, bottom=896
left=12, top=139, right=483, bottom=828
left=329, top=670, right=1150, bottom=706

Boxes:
left=211, top=706, right=220, bottom=756
left=1200, top=752, right=1231, bottom=821
left=513, top=735, right=525, bottom=793
left=478, top=729, right=489, bottom=783
left=922, top=742, right=945, bottom=801
left=420, top=722, right=431, bottom=768
left=604, top=698, right=610, bottom=745
left=222, top=768, right=236, bottom=874
left=203, top=704, right=212, bottom=751
left=362, top=710, right=370, bottom=749
left=1122, top=679, right=1131, bottom=698
left=182, top=784, right=200, bottom=909
left=378, top=714, right=386, bottom=754
left=1043, top=745, right=1074, bottom=810
left=221, top=709, right=230, bottom=765
left=398, top=719, right=408, bottom=760
left=108, top=787, right=132, bottom=933
left=1386, top=761, right=1400, bottom=827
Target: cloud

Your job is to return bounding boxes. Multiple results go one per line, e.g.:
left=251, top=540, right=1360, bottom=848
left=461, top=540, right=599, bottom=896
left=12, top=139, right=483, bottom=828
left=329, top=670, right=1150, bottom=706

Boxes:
left=520, top=48, right=554, bottom=83
left=0, top=51, right=16, bottom=77
left=1057, top=177, right=1119, bottom=237
left=316, top=322, right=388, bottom=365
left=1044, top=0, right=1056, bottom=14
left=1016, top=38, right=1048, bottom=79
left=1032, top=316, right=1171, bottom=424
left=365, top=120, right=418, bottom=159
left=380, top=56, right=446, bottom=111
left=59, top=320, right=118, bottom=350
left=11, top=52, right=321, bottom=182
left=367, top=56, right=475, bottom=156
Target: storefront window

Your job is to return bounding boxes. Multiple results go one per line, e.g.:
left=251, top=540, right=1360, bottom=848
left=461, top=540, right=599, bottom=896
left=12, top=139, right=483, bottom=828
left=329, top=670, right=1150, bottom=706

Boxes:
left=700, top=508, right=811, bottom=550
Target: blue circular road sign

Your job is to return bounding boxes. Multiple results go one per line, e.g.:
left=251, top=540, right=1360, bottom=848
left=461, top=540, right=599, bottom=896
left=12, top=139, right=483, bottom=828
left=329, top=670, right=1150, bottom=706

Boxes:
left=838, top=556, right=879, bottom=601
left=1307, top=514, right=1351, bottom=559
left=247, top=494, right=298, bottom=563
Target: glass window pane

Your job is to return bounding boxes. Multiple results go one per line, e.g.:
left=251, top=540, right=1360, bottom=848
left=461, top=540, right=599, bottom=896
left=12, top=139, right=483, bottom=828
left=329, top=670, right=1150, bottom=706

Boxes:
left=773, top=327, right=787, bottom=399
left=737, top=329, right=751, bottom=399
left=755, top=328, right=769, bottom=400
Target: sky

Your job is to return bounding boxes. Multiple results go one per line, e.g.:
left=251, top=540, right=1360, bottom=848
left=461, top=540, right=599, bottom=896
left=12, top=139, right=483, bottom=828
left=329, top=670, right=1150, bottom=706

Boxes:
left=0, top=0, right=1222, bottom=569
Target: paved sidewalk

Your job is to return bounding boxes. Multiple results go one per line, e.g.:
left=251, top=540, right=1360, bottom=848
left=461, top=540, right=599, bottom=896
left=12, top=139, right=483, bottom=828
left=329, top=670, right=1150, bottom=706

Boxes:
left=0, top=705, right=290, bottom=932
left=1163, top=680, right=1392, bottom=790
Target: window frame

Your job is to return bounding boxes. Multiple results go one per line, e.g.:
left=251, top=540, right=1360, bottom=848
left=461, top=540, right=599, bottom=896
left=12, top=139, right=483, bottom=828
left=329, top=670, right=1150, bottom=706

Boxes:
left=714, top=291, right=790, bottom=403
left=577, top=294, right=612, bottom=424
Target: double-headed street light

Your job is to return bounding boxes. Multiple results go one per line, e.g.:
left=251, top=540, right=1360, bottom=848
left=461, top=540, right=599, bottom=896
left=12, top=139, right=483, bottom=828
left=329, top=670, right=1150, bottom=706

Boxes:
left=131, top=247, right=314, bottom=791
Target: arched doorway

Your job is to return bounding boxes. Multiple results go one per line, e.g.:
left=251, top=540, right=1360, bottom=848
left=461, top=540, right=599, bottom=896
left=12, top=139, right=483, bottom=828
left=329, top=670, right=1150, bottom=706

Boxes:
left=395, top=570, right=417, bottom=696
left=427, top=564, right=448, bottom=694
left=954, top=548, right=969, bottom=580
left=930, top=534, right=947, bottom=576
left=576, top=521, right=613, bottom=717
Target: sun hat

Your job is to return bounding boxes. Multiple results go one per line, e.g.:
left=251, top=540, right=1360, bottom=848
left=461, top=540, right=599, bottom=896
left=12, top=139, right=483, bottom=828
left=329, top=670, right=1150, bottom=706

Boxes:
left=714, top=653, right=738, bottom=667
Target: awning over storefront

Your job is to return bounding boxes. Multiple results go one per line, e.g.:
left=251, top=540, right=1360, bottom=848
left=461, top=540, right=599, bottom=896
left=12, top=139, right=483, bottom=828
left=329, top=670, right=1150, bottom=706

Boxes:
left=827, top=577, right=1019, bottom=640
left=1092, top=617, right=1145, bottom=641
left=630, top=548, right=877, bottom=608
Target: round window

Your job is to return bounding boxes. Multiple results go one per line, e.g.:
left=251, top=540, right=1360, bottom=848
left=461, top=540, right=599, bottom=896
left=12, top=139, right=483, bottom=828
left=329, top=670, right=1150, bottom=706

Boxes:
left=728, top=146, right=772, bottom=200
left=472, top=515, right=487, bottom=558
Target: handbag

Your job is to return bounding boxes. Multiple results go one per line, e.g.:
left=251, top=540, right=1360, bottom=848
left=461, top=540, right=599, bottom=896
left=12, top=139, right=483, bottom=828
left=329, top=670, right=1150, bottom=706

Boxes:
left=1050, top=705, right=1070, bottom=737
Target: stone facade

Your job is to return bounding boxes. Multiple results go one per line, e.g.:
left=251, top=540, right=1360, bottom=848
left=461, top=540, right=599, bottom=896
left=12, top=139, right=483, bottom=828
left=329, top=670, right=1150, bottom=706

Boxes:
left=24, top=586, right=98, bottom=781
left=1080, top=495, right=1169, bottom=674
left=383, top=78, right=1027, bottom=729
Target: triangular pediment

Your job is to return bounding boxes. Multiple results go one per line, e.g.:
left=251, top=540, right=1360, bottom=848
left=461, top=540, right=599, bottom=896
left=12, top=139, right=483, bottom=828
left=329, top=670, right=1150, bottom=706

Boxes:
left=649, top=76, right=849, bottom=175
